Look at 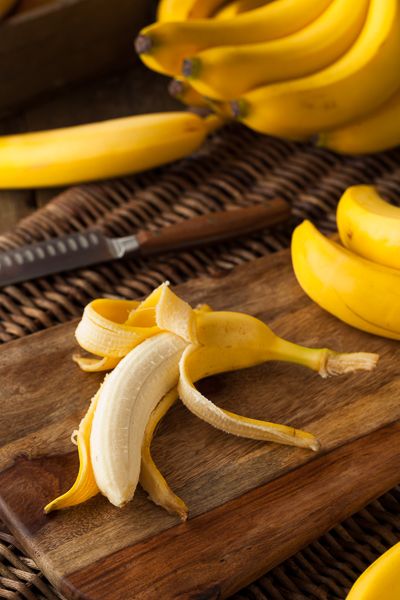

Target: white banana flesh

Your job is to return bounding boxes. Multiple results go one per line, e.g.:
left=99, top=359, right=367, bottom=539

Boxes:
left=90, top=333, right=187, bottom=507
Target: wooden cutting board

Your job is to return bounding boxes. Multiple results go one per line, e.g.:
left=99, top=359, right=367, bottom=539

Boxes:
left=1, top=249, right=400, bottom=600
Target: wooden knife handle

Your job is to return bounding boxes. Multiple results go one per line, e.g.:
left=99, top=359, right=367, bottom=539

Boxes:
left=136, top=199, right=291, bottom=257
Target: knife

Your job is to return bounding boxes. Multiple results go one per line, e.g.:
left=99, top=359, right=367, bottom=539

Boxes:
left=0, top=199, right=290, bottom=287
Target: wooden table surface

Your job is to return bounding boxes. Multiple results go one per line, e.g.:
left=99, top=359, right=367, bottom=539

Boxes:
left=0, top=64, right=178, bottom=235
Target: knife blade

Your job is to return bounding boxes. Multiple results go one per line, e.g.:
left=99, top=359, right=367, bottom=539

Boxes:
left=0, top=199, right=290, bottom=287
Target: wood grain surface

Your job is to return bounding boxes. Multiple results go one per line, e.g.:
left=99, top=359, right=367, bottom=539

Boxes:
left=0, top=249, right=399, bottom=599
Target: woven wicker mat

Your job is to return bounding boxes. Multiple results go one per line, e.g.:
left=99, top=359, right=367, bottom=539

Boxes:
left=1, top=124, right=400, bottom=599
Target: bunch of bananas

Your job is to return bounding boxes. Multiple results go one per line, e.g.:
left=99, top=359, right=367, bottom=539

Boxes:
left=137, top=0, right=400, bottom=154
left=292, top=185, right=400, bottom=339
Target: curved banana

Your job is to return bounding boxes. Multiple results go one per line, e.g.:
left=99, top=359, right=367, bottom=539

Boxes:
left=135, top=0, right=333, bottom=76
left=90, top=333, right=188, bottom=508
left=0, top=0, right=16, bottom=19
left=45, top=282, right=378, bottom=516
left=231, top=0, right=400, bottom=140
left=346, top=542, right=400, bottom=600
left=318, top=86, right=400, bottom=154
left=337, top=185, right=400, bottom=270
left=0, top=112, right=222, bottom=188
left=291, top=220, right=400, bottom=340
left=183, top=0, right=369, bottom=101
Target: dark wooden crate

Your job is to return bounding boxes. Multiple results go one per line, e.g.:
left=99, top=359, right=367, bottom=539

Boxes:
left=0, top=0, right=153, bottom=116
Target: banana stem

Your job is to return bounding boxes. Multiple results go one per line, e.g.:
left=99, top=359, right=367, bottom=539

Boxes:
left=182, top=57, right=201, bottom=79
left=271, top=338, right=379, bottom=378
left=135, top=34, right=152, bottom=55
left=203, top=113, right=225, bottom=134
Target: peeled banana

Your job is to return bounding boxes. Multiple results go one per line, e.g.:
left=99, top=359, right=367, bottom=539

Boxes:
left=90, top=333, right=188, bottom=508
left=291, top=220, right=400, bottom=340
left=318, top=86, right=400, bottom=154
left=337, top=185, right=400, bottom=271
left=46, top=282, right=378, bottom=517
left=183, top=0, right=369, bottom=101
left=231, top=0, right=400, bottom=140
left=0, top=112, right=222, bottom=188
left=136, top=0, right=333, bottom=76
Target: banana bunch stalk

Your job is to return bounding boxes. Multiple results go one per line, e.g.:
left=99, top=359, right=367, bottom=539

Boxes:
left=139, top=0, right=400, bottom=153
left=292, top=185, right=400, bottom=339
left=45, top=282, right=378, bottom=519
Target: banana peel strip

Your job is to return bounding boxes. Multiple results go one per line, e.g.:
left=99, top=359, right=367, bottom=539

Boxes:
left=74, top=284, right=168, bottom=369
left=45, top=391, right=100, bottom=513
left=46, top=282, right=378, bottom=516
left=139, top=386, right=188, bottom=521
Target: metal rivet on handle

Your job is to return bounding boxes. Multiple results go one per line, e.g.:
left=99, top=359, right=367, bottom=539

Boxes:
left=78, top=235, right=89, bottom=249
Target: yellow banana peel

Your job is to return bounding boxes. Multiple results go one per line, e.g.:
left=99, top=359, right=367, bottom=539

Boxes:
left=45, top=282, right=378, bottom=517
left=44, top=391, right=100, bottom=513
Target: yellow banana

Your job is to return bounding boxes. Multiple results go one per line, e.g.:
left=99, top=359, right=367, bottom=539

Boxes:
left=232, top=0, right=400, bottom=140
left=135, top=0, right=333, bottom=76
left=0, top=0, right=16, bottom=18
left=45, top=282, right=378, bottom=517
left=337, top=185, right=400, bottom=270
left=346, top=542, right=400, bottom=600
left=291, top=219, right=400, bottom=340
left=318, top=86, right=400, bottom=154
left=0, top=112, right=222, bottom=189
left=184, top=0, right=369, bottom=101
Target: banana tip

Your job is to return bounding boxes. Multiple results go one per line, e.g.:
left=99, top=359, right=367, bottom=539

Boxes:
left=310, top=439, right=321, bottom=452
left=135, top=34, right=153, bottom=55
left=182, top=57, right=201, bottom=79
left=168, top=78, right=185, bottom=99
left=230, top=99, right=247, bottom=120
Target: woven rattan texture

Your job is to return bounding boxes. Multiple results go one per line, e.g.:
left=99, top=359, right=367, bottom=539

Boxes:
left=1, top=125, right=400, bottom=599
